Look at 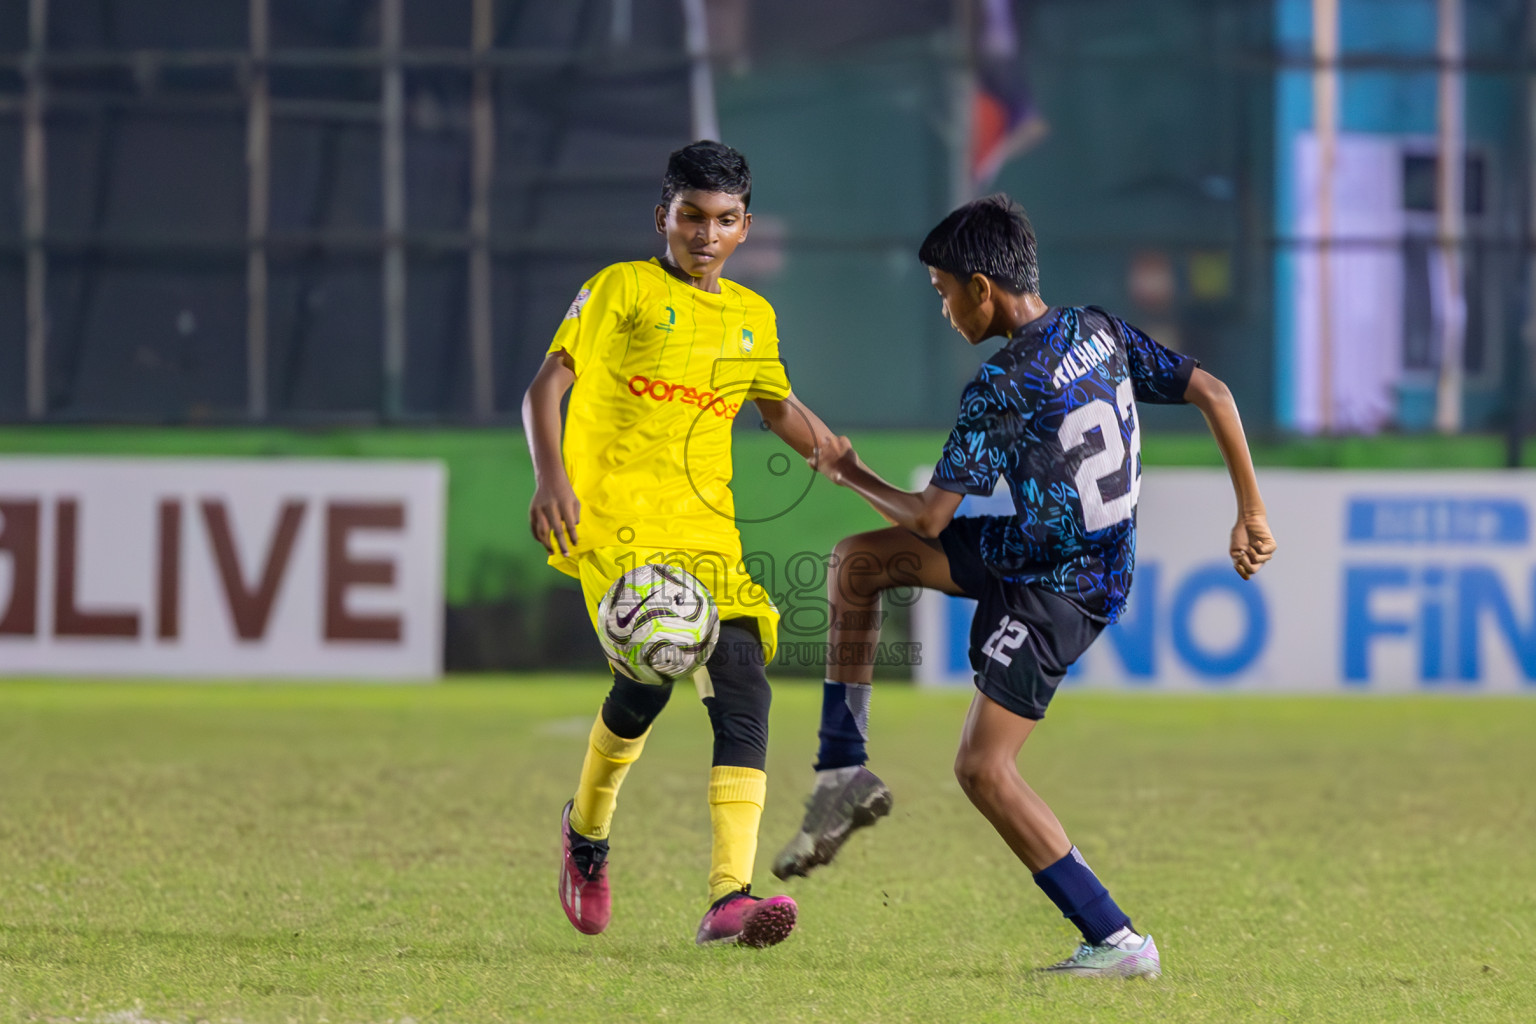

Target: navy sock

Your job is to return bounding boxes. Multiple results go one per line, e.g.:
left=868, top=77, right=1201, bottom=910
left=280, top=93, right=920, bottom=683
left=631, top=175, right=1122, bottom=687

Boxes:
left=1032, top=846, right=1133, bottom=945
left=813, top=680, right=870, bottom=770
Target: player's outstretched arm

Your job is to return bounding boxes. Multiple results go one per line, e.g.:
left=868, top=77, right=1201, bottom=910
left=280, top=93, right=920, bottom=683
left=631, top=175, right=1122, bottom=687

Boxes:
left=755, top=395, right=963, bottom=536
left=754, top=392, right=840, bottom=466
left=522, top=351, right=581, bottom=556
left=1183, top=366, right=1276, bottom=579
left=813, top=439, right=964, bottom=539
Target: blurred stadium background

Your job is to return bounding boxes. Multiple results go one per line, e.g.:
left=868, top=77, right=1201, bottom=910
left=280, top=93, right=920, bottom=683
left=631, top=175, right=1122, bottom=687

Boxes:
left=3, top=3, right=1536, bottom=1022
left=3, top=0, right=1532, bottom=677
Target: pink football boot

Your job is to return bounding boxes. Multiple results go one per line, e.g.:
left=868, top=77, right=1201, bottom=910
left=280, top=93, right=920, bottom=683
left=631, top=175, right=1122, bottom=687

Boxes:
left=695, top=888, right=798, bottom=948
left=558, top=800, right=611, bottom=935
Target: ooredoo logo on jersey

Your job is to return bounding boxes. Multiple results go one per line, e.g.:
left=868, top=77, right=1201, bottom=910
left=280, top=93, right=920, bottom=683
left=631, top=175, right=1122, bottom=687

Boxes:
left=627, top=375, right=741, bottom=418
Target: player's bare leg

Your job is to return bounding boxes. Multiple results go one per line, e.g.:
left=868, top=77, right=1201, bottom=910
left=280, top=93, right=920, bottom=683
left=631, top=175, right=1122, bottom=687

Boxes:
left=952, top=691, right=1068, bottom=870
left=955, top=691, right=1159, bottom=978
left=773, top=528, right=964, bottom=879
left=825, top=527, right=964, bottom=685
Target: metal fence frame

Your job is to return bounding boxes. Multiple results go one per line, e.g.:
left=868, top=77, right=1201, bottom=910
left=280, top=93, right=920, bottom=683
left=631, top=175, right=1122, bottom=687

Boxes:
left=0, top=0, right=707, bottom=423
left=1, top=0, right=1530, bottom=449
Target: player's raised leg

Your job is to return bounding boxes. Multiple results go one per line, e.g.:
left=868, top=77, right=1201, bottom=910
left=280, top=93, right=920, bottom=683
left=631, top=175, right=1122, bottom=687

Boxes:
left=953, top=691, right=1159, bottom=978
left=694, top=620, right=798, bottom=947
left=773, top=527, right=963, bottom=880
left=559, top=673, right=672, bottom=935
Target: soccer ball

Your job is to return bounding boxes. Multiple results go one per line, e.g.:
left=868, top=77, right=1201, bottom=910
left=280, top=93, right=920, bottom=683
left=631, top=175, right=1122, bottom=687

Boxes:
left=597, top=564, right=720, bottom=685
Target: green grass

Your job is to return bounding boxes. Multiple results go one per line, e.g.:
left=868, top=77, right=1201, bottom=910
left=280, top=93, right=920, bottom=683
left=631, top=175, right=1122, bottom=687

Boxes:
left=1, top=680, right=1533, bottom=1023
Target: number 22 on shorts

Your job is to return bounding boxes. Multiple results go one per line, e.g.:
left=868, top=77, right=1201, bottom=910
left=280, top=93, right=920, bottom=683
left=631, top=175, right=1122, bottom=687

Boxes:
left=980, top=615, right=1029, bottom=667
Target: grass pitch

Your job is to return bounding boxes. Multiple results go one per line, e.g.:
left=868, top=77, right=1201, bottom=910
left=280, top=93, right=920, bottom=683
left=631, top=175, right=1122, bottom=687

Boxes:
left=0, top=679, right=1532, bottom=1024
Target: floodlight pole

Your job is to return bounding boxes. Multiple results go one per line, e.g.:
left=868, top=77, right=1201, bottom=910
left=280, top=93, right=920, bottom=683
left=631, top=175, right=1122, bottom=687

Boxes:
left=611, top=0, right=634, bottom=46
left=468, top=0, right=496, bottom=422
left=1433, top=0, right=1466, bottom=434
left=246, top=0, right=271, bottom=421
left=381, top=0, right=407, bottom=419
left=1513, top=3, right=1536, bottom=468
left=1312, top=0, right=1338, bottom=434
left=681, top=0, right=719, bottom=141
left=23, top=0, right=49, bottom=420
left=949, top=0, right=976, bottom=208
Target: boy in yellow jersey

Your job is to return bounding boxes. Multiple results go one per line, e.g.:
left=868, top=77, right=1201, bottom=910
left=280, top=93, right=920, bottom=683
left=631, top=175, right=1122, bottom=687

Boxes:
left=522, top=141, right=842, bottom=948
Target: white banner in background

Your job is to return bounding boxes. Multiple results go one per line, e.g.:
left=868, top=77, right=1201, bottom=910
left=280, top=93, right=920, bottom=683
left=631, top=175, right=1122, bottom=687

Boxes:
left=0, top=459, right=444, bottom=679
left=915, top=469, right=1536, bottom=693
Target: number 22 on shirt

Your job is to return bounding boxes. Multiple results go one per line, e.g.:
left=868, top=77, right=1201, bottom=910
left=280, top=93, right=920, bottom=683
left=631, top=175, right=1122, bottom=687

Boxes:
left=1057, top=378, right=1141, bottom=533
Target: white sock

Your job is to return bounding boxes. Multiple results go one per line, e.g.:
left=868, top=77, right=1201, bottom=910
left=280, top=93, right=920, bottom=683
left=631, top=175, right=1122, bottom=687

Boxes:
left=1102, top=926, right=1141, bottom=949
left=841, top=680, right=871, bottom=740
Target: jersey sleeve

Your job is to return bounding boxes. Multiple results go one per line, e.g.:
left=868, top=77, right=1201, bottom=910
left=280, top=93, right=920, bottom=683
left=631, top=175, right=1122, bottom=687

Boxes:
left=744, top=312, right=792, bottom=400
left=547, top=264, right=637, bottom=378
left=712, top=298, right=792, bottom=400
left=930, top=376, right=1009, bottom=496
left=1112, top=314, right=1197, bottom=405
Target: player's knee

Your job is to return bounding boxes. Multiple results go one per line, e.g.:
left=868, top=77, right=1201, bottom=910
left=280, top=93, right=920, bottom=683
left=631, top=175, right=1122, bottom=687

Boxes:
left=703, top=619, right=771, bottom=770
left=600, top=671, right=674, bottom=739
left=952, top=748, right=1008, bottom=801
left=831, top=532, right=893, bottom=601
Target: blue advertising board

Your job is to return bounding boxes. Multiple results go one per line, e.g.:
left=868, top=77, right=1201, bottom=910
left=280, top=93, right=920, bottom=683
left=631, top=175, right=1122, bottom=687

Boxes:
left=914, top=470, right=1536, bottom=693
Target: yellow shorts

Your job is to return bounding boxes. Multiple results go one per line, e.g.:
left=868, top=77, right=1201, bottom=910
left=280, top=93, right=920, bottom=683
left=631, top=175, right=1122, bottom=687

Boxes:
left=565, top=546, right=781, bottom=666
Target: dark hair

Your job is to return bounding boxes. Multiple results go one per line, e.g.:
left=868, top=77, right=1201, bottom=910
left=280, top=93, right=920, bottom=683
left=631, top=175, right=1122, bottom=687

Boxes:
left=918, top=194, right=1038, bottom=295
left=660, top=140, right=752, bottom=211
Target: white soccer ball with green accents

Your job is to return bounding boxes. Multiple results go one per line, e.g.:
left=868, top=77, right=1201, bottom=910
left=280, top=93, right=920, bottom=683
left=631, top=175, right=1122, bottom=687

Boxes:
left=597, top=564, right=720, bottom=685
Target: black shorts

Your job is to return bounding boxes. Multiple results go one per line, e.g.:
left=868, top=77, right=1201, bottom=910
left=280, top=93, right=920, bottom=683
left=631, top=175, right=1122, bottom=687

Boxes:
left=938, top=517, right=1104, bottom=720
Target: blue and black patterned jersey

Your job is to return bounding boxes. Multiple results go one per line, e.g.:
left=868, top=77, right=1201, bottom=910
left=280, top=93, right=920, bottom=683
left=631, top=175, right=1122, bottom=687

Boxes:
left=930, top=306, right=1197, bottom=622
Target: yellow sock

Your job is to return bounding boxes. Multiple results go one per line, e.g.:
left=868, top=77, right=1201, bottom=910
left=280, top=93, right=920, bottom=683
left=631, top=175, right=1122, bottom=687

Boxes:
left=569, top=716, right=649, bottom=841
left=707, top=765, right=767, bottom=903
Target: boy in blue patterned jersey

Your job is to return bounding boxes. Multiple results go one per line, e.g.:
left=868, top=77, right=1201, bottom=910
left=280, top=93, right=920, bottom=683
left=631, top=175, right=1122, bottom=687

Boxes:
left=772, top=194, right=1277, bottom=978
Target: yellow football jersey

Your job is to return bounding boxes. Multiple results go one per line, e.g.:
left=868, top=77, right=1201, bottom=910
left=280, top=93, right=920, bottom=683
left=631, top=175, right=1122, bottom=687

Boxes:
left=546, top=257, right=791, bottom=580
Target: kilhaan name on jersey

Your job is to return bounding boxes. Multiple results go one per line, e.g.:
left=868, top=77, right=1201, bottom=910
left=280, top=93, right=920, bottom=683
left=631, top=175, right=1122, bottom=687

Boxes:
left=1050, top=328, right=1120, bottom=390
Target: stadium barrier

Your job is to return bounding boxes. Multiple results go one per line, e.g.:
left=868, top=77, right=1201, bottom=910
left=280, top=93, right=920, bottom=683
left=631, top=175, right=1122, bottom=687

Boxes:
left=0, top=458, right=444, bottom=679
left=915, top=469, right=1536, bottom=693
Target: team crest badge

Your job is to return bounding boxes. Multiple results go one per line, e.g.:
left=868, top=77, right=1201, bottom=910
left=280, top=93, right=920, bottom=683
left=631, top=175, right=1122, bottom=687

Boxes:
left=564, top=288, right=590, bottom=320
left=740, top=328, right=754, bottom=353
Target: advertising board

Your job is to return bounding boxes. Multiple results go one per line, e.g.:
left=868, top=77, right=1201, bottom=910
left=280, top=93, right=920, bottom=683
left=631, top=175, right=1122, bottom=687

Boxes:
left=915, top=469, right=1536, bottom=692
left=0, top=459, right=445, bottom=679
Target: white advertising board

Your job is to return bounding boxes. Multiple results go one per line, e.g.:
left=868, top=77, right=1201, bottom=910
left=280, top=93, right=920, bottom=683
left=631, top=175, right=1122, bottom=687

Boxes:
left=915, top=469, right=1536, bottom=693
left=0, top=458, right=445, bottom=679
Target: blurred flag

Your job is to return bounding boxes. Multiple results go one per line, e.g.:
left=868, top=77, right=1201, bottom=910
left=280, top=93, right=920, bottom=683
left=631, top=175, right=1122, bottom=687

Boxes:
left=971, top=0, right=1048, bottom=188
